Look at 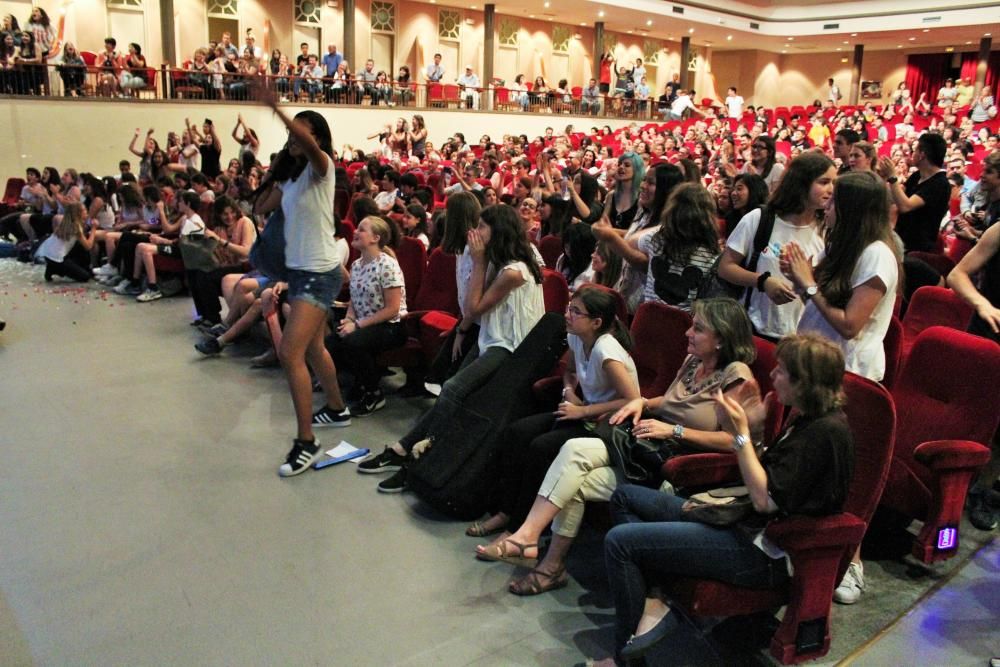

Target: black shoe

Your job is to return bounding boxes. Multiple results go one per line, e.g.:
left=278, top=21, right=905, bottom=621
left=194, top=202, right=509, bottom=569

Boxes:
left=968, top=488, right=998, bottom=531
left=352, top=389, right=386, bottom=417
left=195, top=337, right=223, bottom=356
left=620, top=612, right=681, bottom=661
left=377, top=468, right=407, bottom=493
left=312, top=405, right=351, bottom=428
left=357, top=446, right=406, bottom=474
left=278, top=438, right=321, bottom=477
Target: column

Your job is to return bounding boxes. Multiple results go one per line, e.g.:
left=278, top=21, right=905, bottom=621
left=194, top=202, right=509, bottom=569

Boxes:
left=344, top=0, right=356, bottom=67
left=593, top=22, right=604, bottom=80
left=680, top=36, right=690, bottom=89
left=160, top=0, right=176, bottom=66
left=484, top=4, right=495, bottom=111
left=849, top=44, right=863, bottom=105
left=976, top=36, right=992, bottom=92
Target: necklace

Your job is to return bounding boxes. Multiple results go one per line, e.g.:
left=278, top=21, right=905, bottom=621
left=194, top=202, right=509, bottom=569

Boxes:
left=681, top=358, right=722, bottom=395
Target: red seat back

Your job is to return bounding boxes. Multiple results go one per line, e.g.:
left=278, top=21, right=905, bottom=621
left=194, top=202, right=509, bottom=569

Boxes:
left=541, top=268, right=569, bottom=314
left=413, top=247, right=459, bottom=314
left=395, top=236, right=427, bottom=298
left=901, top=286, right=974, bottom=343
left=750, top=336, right=777, bottom=397
left=2, top=178, right=25, bottom=206
left=841, top=373, right=897, bottom=526
left=907, top=250, right=955, bottom=277
left=538, top=234, right=563, bottom=269
left=881, top=315, right=903, bottom=389
left=629, top=301, right=692, bottom=397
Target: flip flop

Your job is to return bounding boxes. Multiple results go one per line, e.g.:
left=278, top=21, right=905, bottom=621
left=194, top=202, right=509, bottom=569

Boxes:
left=474, top=538, right=538, bottom=568
left=465, top=517, right=508, bottom=537
left=508, top=566, right=568, bottom=596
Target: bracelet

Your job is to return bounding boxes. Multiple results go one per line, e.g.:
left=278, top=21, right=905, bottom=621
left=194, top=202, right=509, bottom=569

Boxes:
left=756, top=271, right=771, bottom=292
left=732, top=433, right=749, bottom=452
left=672, top=423, right=685, bottom=440
left=222, top=240, right=229, bottom=248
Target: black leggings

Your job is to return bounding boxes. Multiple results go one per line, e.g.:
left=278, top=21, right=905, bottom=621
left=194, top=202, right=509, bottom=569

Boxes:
left=45, top=244, right=92, bottom=282
left=186, top=265, right=245, bottom=324
left=113, top=231, right=151, bottom=279
left=327, top=320, right=407, bottom=395
left=491, top=413, right=593, bottom=529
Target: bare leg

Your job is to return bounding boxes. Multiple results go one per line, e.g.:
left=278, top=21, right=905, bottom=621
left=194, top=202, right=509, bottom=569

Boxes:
left=18, top=214, right=35, bottom=243
left=219, top=299, right=263, bottom=343
left=105, top=231, right=121, bottom=259
left=476, top=495, right=559, bottom=561
left=278, top=299, right=329, bottom=441
left=138, top=243, right=158, bottom=283
left=305, top=318, right=346, bottom=413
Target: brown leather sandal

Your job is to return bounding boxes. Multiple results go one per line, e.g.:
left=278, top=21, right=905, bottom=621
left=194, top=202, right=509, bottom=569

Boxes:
left=508, top=566, right=569, bottom=596
left=474, top=538, right=539, bottom=567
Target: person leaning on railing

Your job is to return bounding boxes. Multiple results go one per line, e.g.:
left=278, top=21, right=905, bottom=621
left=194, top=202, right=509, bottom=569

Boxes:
left=57, top=41, right=86, bottom=97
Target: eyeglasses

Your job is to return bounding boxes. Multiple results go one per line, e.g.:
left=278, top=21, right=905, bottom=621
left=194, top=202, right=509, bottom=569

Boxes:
left=566, top=305, right=593, bottom=319
left=751, top=144, right=767, bottom=150
left=520, top=202, right=537, bottom=210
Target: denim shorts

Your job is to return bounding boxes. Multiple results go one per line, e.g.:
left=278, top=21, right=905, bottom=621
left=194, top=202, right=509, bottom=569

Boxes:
left=286, top=267, right=342, bottom=311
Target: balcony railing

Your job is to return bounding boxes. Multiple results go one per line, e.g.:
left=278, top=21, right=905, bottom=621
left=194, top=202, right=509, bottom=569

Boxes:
left=1, top=62, right=671, bottom=120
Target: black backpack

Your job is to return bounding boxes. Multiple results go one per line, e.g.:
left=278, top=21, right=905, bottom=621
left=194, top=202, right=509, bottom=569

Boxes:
left=406, top=313, right=568, bottom=520
left=698, top=205, right=777, bottom=307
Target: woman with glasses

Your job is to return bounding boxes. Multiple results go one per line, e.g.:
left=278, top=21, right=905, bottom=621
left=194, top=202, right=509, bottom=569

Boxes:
left=477, top=298, right=763, bottom=597
left=466, top=286, right=638, bottom=552
left=741, top=135, right=785, bottom=193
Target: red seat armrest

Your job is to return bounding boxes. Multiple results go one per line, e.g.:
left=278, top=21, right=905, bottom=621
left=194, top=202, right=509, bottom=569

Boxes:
left=914, top=440, right=992, bottom=471
left=765, top=513, right=866, bottom=552
left=663, top=453, right=740, bottom=488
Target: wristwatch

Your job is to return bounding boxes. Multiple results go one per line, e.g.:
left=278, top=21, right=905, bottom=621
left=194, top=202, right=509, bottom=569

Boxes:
left=886, top=176, right=898, bottom=185
left=673, top=424, right=685, bottom=440
left=803, top=284, right=819, bottom=300
left=732, top=433, right=749, bottom=452
left=756, top=271, right=771, bottom=292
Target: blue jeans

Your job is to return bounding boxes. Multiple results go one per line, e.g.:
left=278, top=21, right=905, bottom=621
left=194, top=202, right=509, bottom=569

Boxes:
left=605, top=485, right=789, bottom=653
left=399, top=344, right=509, bottom=451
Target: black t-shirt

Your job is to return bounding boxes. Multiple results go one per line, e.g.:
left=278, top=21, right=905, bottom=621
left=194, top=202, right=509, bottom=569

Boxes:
left=896, top=170, right=950, bottom=252
left=199, top=142, right=221, bottom=179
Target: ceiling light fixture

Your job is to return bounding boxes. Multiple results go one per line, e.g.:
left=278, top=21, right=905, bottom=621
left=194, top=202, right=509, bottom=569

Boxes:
left=922, top=29, right=929, bottom=32
left=646, top=19, right=653, bottom=26
left=543, top=0, right=549, bottom=6
left=850, top=33, right=857, bottom=37
left=908, top=37, right=916, bottom=41
left=945, top=47, right=954, bottom=52
left=688, top=27, right=694, bottom=33
left=598, top=10, right=604, bottom=17
left=727, top=35, right=732, bottom=41
left=787, top=37, right=794, bottom=41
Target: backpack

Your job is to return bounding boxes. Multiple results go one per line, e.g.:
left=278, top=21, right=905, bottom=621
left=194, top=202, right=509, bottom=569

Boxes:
left=698, top=205, right=777, bottom=306
left=406, top=313, right=568, bottom=519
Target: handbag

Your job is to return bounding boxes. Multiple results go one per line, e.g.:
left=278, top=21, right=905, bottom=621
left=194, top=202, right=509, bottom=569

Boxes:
left=177, top=233, right=219, bottom=272
left=592, top=418, right=685, bottom=484
left=248, top=207, right=286, bottom=281
left=680, top=485, right=755, bottom=526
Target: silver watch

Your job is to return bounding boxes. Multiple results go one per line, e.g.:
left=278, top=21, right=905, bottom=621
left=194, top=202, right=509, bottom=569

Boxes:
left=803, top=285, right=819, bottom=300
left=673, top=424, right=685, bottom=440
left=732, top=433, right=749, bottom=452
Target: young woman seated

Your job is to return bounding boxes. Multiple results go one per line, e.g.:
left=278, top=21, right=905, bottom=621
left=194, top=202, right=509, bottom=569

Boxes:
left=106, top=185, right=171, bottom=292
left=323, top=216, right=408, bottom=418
left=475, top=298, right=763, bottom=596
left=38, top=203, right=96, bottom=282
left=118, top=191, right=201, bottom=302
left=358, top=204, right=545, bottom=493
left=467, top=287, right=639, bottom=542
left=599, top=334, right=852, bottom=665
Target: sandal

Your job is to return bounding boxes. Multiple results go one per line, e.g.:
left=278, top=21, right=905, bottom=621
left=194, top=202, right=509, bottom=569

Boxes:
left=475, top=538, right=538, bottom=567
left=466, top=515, right=509, bottom=537
left=509, top=566, right=568, bottom=596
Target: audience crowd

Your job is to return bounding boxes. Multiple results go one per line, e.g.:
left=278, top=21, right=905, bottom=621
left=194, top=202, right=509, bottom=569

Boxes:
left=2, top=22, right=1000, bottom=663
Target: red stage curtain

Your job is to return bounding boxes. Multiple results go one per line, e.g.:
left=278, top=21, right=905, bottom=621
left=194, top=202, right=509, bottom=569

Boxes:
left=905, top=53, right=949, bottom=106
left=958, top=51, right=1000, bottom=91
left=960, top=53, right=978, bottom=83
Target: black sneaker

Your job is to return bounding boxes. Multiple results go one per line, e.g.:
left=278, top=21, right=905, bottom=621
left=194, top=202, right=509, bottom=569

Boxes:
left=377, top=468, right=407, bottom=493
left=968, top=488, right=998, bottom=531
left=312, top=405, right=351, bottom=428
left=195, top=337, right=223, bottom=356
left=352, top=389, right=386, bottom=417
left=278, top=438, right=321, bottom=477
left=357, top=446, right=407, bottom=474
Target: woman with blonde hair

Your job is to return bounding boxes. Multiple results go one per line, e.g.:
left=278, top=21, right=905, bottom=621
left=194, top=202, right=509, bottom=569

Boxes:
left=38, top=202, right=96, bottom=282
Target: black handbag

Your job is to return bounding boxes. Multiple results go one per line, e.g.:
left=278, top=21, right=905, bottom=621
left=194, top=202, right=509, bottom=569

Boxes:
left=177, top=233, right=219, bottom=272
left=248, top=207, right=286, bottom=281
left=592, top=418, right=684, bottom=484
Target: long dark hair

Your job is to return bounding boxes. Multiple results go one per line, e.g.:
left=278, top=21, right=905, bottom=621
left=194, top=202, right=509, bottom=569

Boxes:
left=655, top=183, right=720, bottom=265
left=479, top=204, right=542, bottom=284
left=754, top=135, right=778, bottom=178
left=815, top=171, right=899, bottom=308
left=724, top=173, right=768, bottom=236
left=441, top=191, right=481, bottom=254
left=574, top=285, right=632, bottom=351
left=541, top=194, right=572, bottom=237
left=645, top=163, right=684, bottom=229
left=769, top=151, right=834, bottom=219
left=560, top=223, right=596, bottom=285
left=289, top=110, right=334, bottom=180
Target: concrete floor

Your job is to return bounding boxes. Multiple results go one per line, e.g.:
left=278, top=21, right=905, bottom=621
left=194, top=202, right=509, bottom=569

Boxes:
left=0, top=260, right=996, bottom=666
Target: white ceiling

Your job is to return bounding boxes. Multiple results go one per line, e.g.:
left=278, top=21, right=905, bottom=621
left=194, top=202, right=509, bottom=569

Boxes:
left=420, top=0, right=1000, bottom=53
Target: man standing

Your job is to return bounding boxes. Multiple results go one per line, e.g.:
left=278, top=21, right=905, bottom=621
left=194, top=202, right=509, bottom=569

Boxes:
left=667, top=89, right=702, bottom=121
left=725, top=86, right=744, bottom=118
left=322, top=44, right=342, bottom=77
left=425, top=53, right=444, bottom=83
left=359, top=59, right=379, bottom=105
left=665, top=73, right=680, bottom=106
left=828, top=78, right=842, bottom=107
left=243, top=33, right=262, bottom=60
left=582, top=78, right=601, bottom=115
left=220, top=32, right=239, bottom=58
left=876, top=133, right=950, bottom=253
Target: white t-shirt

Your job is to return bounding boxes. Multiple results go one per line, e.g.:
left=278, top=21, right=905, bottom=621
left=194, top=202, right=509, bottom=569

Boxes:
left=726, top=94, right=745, bottom=118
left=478, top=261, right=545, bottom=353
left=726, top=208, right=825, bottom=338
left=348, top=251, right=408, bottom=322
left=797, top=240, right=898, bottom=381
left=38, top=233, right=76, bottom=262
left=332, top=236, right=350, bottom=270
left=456, top=246, right=475, bottom=319
left=280, top=154, right=340, bottom=272
left=568, top=332, right=639, bottom=404
left=741, top=161, right=786, bottom=193
left=179, top=212, right=206, bottom=236
left=670, top=95, right=695, bottom=116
